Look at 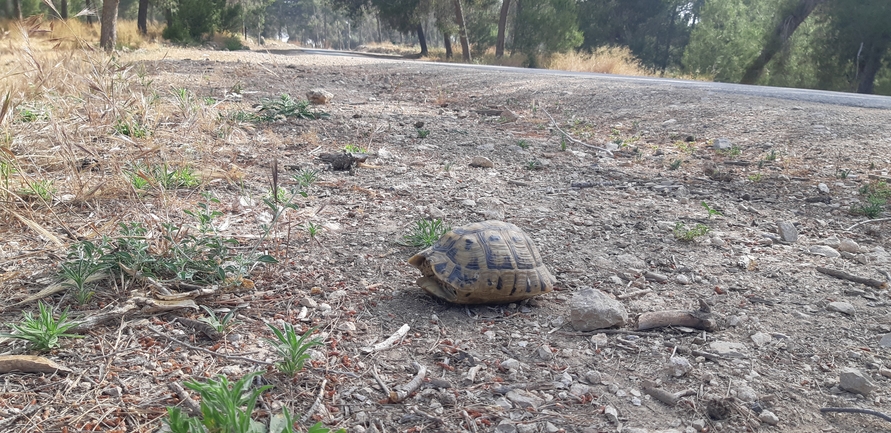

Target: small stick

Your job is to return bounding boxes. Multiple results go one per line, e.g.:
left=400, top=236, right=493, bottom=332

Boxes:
left=361, top=323, right=410, bottom=354
left=541, top=107, right=613, bottom=155
left=816, top=267, right=888, bottom=290
left=637, top=309, right=718, bottom=331
left=463, top=364, right=483, bottom=385
left=168, top=382, right=201, bottom=416
left=0, top=404, right=40, bottom=430
left=371, top=365, right=391, bottom=395
left=301, top=378, right=327, bottom=423
left=389, top=362, right=427, bottom=403
left=691, top=349, right=722, bottom=362
left=846, top=217, right=891, bottom=231
left=820, top=407, right=891, bottom=423
left=641, top=381, right=679, bottom=406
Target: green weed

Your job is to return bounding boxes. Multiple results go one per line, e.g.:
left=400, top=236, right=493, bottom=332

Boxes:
left=673, top=222, right=710, bottom=242
left=417, top=128, right=430, bottom=138
left=701, top=201, right=723, bottom=218
left=402, top=219, right=449, bottom=248
left=258, top=94, right=326, bottom=121
left=669, top=159, right=682, bottom=170
left=114, top=119, right=149, bottom=138
left=265, top=324, right=324, bottom=376
left=0, top=302, right=83, bottom=351
left=292, top=169, right=319, bottom=190
left=198, top=306, right=240, bottom=333
left=525, top=160, right=544, bottom=170
left=343, top=144, right=367, bottom=153
left=59, top=240, right=107, bottom=304
left=517, top=140, right=529, bottom=149
left=21, top=179, right=55, bottom=202
left=747, top=173, right=763, bottom=182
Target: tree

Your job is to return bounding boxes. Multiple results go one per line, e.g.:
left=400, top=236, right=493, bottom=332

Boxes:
left=513, top=0, right=582, bottom=64
left=453, top=0, right=470, bottom=61
left=60, top=0, right=67, bottom=18
left=99, top=0, right=119, bottom=51
left=740, top=0, right=827, bottom=84
left=495, top=0, right=510, bottom=57
left=137, top=0, right=148, bottom=34
left=820, top=0, right=891, bottom=93
left=12, top=0, right=22, bottom=19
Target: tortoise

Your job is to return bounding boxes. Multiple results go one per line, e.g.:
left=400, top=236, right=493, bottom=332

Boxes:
left=408, top=220, right=556, bottom=304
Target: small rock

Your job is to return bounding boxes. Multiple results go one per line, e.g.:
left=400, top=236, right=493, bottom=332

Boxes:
left=839, top=368, right=877, bottom=396
left=824, top=236, right=841, bottom=248
left=879, top=333, right=891, bottom=348
left=838, top=239, right=861, bottom=253
left=676, top=274, right=691, bottom=285
left=299, top=297, right=318, bottom=308
left=604, top=405, right=619, bottom=424
left=500, top=110, right=519, bottom=122
left=759, top=410, right=779, bottom=426
left=818, top=183, right=830, bottom=194
left=776, top=221, right=798, bottom=243
left=544, top=421, right=559, bottom=433
left=590, top=333, right=608, bottom=347
left=460, top=199, right=476, bottom=207
left=709, top=341, right=747, bottom=358
left=306, top=89, right=333, bottom=104
left=644, top=271, right=668, bottom=283
left=569, top=383, right=591, bottom=396
left=809, top=245, right=840, bottom=257
left=667, top=356, right=693, bottom=377
left=476, top=143, right=495, bottom=152
left=469, top=156, right=495, bottom=168
left=506, top=389, right=543, bottom=409
left=537, top=345, right=555, bottom=360
left=734, top=385, right=758, bottom=402
left=501, top=358, right=521, bottom=370
left=495, top=422, right=518, bottom=433
left=516, top=424, right=537, bottom=433
left=377, top=147, right=394, bottom=160
left=585, top=370, right=603, bottom=384
left=427, top=205, right=446, bottom=219
left=827, top=301, right=855, bottom=315
left=691, top=419, right=707, bottom=431
left=661, top=119, right=677, bottom=127
left=713, top=138, right=733, bottom=150
left=570, top=288, right=628, bottom=331
left=750, top=332, right=772, bottom=347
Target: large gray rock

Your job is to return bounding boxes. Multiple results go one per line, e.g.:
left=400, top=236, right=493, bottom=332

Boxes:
left=776, top=221, right=798, bottom=243
left=839, top=368, right=876, bottom=396
left=570, top=288, right=628, bottom=331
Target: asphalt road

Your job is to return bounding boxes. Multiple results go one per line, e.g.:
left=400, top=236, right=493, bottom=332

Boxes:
left=267, top=47, right=891, bottom=110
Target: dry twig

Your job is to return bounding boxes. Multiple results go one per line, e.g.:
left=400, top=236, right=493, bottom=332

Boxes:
left=820, top=407, right=891, bottom=423
left=816, top=266, right=888, bottom=289
left=361, top=323, right=410, bottom=354
left=389, top=362, right=427, bottom=403
left=301, top=378, right=327, bottom=423
left=541, top=107, right=613, bottom=155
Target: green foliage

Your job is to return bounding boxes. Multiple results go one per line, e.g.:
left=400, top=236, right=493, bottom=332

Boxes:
left=114, top=119, right=149, bottom=138
left=126, top=163, right=200, bottom=190
left=417, top=128, right=430, bottom=138
left=701, top=201, right=723, bottom=218
left=525, top=160, right=544, bottom=170
left=163, top=0, right=244, bottom=43
left=199, top=306, right=240, bottom=333
left=223, top=35, right=246, bottom=51
left=343, top=144, right=366, bottom=153
left=851, top=180, right=890, bottom=217
left=304, top=222, right=321, bottom=240
left=265, top=324, right=324, bottom=376
left=60, top=241, right=106, bottom=304
left=513, top=0, right=584, bottom=57
left=20, top=179, right=54, bottom=202
left=0, top=302, right=83, bottom=352
left=402, top=219, right=449, bottom=248
left=258, top=94, right=326, bottom=121
left=673, top=222, right=710, bottom=242
left=668, top=159, right=682, bottom=170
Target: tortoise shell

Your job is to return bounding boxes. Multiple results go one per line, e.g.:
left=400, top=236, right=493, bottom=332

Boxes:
left=408, top=220, right=556, bottom=304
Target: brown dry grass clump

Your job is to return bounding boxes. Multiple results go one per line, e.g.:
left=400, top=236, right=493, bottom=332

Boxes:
left=547, top=46, right=648, bottom=76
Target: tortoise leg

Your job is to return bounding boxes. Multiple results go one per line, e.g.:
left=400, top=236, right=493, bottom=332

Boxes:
left=416, top=277, right=457, bottom=302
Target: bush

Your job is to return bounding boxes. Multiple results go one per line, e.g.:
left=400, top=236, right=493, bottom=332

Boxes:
left=223, top=35, right=244, bottom=51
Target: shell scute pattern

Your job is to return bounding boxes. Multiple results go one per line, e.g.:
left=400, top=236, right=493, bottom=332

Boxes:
left=408, top=220, right=556, bottom=304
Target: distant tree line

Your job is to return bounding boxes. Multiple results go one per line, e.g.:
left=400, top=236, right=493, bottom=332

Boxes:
left=3, top=0, right=889, bottom=94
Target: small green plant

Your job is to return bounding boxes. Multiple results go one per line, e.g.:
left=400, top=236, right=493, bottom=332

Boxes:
left=267, top=186, right=289, bottom=203
left=517, top=139, right=529, bottom=149
left=198, top=306, right=240, bottom=333
left=851, top=180, right=890, bottom=217
left=560, top=138, right=567, bottom=151
left=0, top=302, right=83, bottom=351
left=673, top=222, right=710, bottom=242
left=128, top=163, right=200, bottom=189
left=304, top=221, right=321, bottom=240
left=836, top=168, right=850, bottom=179
left=701, top=201, right=723, bottom=218
left=229, top=82, right=244, bottom=95
left=443, top=161, right=453, bottom=171
left=764, top=149, right=777, bottom=161
left=343, top=144, right=367, bottom=153
left=18, top=107, right=44, bottom=122
left=204, top=97, right=217, bottom=105
left=258, top=94, right=325, bottom=121
left=417, top=128, right=430, bottom=138
left=226, top=110, right=260, bottom=123
left=747, top=173, right=763, bottom=182
left=59, top=240, right=107, bottom=304
left=1, top=157, right=17, bottom=200
left=716, top=146, right=742, bottom=158
left=669, top=159, right=682, bottom=170
left=184, top=196, right=223, bottom=233
left=21, top=179, right=55, bottom=202
left=113, top=119, right=148, bottom=138
left=675, top=141, right=695, bottom=154
left=265, top=324, right=324, bottom=376
left=525, top=160, right=544, bottom=170
left=402, top=219, right=450, bottom=248
left=293, top=169, right=319, bottom=190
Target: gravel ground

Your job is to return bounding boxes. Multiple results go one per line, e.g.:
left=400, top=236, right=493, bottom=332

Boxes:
left=2, top=46, right=891, bottom=433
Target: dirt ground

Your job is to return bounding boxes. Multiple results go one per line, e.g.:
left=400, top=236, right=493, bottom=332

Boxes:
left=2, top=46, right=891, bottom=433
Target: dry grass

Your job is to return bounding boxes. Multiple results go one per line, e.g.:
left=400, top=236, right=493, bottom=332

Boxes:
left=547, top=46, right=648, bottom=76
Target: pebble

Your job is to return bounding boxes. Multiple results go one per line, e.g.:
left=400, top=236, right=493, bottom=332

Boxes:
left=537, top=345, right=555, bottom=360
left=713, top=138, right=733, bottom=150
left=585, top=370, right=603, bottom=384
left=470, top=156, right=495, bottom=168
left=709, top=341, right=747, bottom=358
left=604, top=405, right=619, bottom=423
left=675, top=274, right=691, bottom=285
left=818, top=183, right=830, bottom=194
left=506, top=389, right=543, bottom=409
left=476, top=143, right=495, bottom=152
left=750, top=332, right=772, bottom=347
left=644, top=271, right=668, bottom=283
left=667, top=356, right=693, bottom=377
left=759, top=410, right=780, bottom=425
left=839, top=368, right=877, bottom=396
left=306, top=88, right=333, bottom=104
left=880, top=333, right=891, bottom=348
left=570, top=288, right=628, bottom=331
left=376, top=147, right=394, bottom=160
left=838, top=238, right=861, bottom=253
left=776, top=221, right=798, bottom=242
left=460, top=199, right=476, bottom=207
left=809, top=245, right=840, bottom=257
left=516, top=424, right=537, bottom=433
left=734, top=384, right=758, bottom=402
left=590, top=333, right=609, bottom=346
left=827, top=301, right=855, bottom=315
left=501, top=358, right=521, bottom=370
left=495, top=422, right=518, bottom=433
left=662, top=119, right=677, bottom=127
left=691, top=419, right=707, bottom=431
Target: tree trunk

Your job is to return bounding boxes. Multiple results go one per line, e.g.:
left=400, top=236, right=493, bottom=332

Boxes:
left=443, top=32, right=453, bottom=58
left=99, top=0, right=119, bottom=51
left=660, top=6, right=677, bottom=75
left=137, top=0, right=148, bottom=34
left=856, top=41, right=889, bottom=94
left=454, top=0, right=471, bottom=61
left=511, top=0, right=522, bottom=55
left=60, top=0, right=68, bottom=19
left=416, top=23, right=428, bottom=56
left=84, top=0, right=94, bottom=24
left=11, top=0, right=21, bottom=19
left=740, top=0, right=826, bottom=85
left=495, top=0, right=511, bottom=58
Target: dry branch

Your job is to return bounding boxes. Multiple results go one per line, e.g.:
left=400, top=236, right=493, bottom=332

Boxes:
left=820, top=407, right=891, bottom=423
left=361, top=323, right=410, bottom=354
left=637, top=307, right=719, bottom=331
left=541, top=107, right=613, bottom=155
left=301, top=378, right=327, bottom=423
left=389, top=362, right=427, bottom=403
left=167, top=382, right=201, bottom=416
left=816, top=267, right=888, bottom=290
left=641, top=381, right=680, bottom=406
left=0, top=355, right=73, bottom=374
